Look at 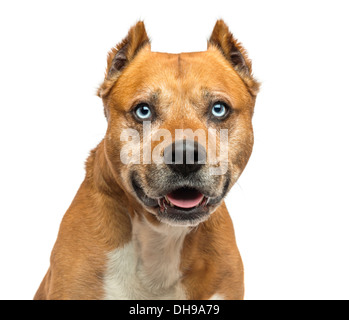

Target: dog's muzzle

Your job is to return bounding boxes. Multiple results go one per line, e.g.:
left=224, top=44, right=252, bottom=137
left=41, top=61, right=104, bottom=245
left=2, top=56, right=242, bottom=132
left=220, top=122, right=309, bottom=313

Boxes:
left=131, top=140, right=229, bottom=226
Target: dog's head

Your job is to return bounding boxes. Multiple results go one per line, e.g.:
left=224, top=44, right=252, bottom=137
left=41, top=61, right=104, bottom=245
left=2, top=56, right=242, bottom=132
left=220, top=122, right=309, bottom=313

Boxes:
left=97, top=20, right=259, bottom=227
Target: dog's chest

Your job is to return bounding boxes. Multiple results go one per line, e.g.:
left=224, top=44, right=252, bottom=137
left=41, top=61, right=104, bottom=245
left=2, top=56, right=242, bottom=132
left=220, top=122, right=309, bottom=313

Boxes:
left=103, top=220, right=188, bottom=300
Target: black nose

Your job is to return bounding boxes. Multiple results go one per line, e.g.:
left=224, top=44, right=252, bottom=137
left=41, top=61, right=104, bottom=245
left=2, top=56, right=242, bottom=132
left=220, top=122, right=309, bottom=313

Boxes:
left=164, top=140, right=206, bottom=175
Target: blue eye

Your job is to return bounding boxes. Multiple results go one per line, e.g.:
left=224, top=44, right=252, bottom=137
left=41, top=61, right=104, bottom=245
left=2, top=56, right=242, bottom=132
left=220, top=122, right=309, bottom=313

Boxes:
left=135, top=104, right=152, bottom=120
left=211, top=102, right=227, bottom=118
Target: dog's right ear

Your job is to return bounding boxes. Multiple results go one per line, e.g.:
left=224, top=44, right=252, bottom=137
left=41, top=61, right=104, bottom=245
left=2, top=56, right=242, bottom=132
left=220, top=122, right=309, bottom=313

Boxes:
left=97, top=21, right=150, bottom=99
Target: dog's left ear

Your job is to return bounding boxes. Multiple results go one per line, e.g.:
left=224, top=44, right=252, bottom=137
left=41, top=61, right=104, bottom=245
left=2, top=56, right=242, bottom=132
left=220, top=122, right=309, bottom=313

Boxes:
left=208, top=20, right=259, bottom=95
left=98, top=21, right=150, bottom=99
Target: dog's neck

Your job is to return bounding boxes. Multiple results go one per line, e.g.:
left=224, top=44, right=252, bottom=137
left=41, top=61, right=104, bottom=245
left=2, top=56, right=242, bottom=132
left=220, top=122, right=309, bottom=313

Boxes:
left=132, top=214, right=189, bottom=292
left=103, top=213, right=189, bottom=299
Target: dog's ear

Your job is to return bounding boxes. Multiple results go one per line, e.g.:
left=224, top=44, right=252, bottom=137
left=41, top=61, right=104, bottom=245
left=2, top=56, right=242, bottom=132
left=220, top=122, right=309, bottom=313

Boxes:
left=208, top=19, right=251, bottom=75
left=106, top=21, right=150, bottom=78
left=98, top=21, right=150, bottom=99
left=208, top=20, right=259, bottom=95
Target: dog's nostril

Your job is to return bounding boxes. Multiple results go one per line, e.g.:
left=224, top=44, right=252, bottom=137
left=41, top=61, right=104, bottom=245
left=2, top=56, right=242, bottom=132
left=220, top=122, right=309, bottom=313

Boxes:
left=164, top=140, right=206, bottom=175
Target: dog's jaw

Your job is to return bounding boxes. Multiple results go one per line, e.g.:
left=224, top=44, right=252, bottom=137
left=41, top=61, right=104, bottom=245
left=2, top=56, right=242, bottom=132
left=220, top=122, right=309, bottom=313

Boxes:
left=130, top=173, right=230, bottom=227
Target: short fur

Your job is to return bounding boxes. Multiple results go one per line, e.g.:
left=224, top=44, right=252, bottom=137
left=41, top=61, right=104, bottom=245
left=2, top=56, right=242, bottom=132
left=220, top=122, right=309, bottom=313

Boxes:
left=34, top=20, right=259, bottom=300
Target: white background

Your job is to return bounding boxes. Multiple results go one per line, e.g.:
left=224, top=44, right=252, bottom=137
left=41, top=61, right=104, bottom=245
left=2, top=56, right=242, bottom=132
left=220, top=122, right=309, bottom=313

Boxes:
left=1, top=0, right=348, bottom=300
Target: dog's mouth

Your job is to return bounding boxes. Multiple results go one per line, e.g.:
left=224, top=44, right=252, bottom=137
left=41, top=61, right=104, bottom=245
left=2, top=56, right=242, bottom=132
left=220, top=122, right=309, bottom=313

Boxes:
left=158, top=188, right=209, bottom=212
left=131, top=175, right=220, bottom=226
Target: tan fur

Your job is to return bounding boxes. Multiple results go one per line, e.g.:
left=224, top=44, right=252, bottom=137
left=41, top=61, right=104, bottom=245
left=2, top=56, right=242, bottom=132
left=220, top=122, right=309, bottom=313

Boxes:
left=34, top=20, right=259, bottom=300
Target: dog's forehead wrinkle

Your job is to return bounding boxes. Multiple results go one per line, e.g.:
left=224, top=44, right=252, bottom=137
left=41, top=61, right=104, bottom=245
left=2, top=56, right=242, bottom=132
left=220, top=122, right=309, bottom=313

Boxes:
left=129, top=53, right=237, bottom=110
left=132, top=87, right=160, bottom=104
left=177, top=54, right=182, bottom=78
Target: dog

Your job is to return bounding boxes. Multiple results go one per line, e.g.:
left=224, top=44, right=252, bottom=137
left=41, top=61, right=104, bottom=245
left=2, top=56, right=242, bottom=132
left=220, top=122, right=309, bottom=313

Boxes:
left=34, top=20, right=259, bottom=300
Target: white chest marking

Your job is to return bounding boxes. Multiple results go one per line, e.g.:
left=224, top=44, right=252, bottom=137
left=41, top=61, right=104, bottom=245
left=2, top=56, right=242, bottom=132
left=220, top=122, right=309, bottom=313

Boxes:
left=103, top=217, right=189, bottom=300
left=209, top=293, right=225, bottom=300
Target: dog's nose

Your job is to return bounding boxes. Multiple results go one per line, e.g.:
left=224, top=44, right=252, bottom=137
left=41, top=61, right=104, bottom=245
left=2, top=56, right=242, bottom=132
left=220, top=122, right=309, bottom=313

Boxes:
left=164, top=140, right=206, bottom=175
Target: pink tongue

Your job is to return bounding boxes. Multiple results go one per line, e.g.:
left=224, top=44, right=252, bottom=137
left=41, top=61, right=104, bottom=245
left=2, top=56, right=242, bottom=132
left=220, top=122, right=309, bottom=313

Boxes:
left=167, top=190, right=204, bottom=209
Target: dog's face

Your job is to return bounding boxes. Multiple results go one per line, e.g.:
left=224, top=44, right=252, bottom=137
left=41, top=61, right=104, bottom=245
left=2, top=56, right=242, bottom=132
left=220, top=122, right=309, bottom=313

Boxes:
left=98, top=21, right=259, bottom=227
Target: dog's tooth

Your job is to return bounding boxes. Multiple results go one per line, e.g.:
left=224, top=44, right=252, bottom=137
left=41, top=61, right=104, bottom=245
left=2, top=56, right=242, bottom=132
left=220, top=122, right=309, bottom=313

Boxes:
left=158, top=198, right=166, bottom=212
left=165, top=195, right=173, bottom=206
left=164, top=195, right=174, bottom=207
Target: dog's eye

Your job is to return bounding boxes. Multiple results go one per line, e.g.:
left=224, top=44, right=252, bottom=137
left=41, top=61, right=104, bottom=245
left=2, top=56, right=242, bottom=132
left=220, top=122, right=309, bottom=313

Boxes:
left=134, top=103, right=152, bottom=121
left=211, top=102, right=227, bottom=118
